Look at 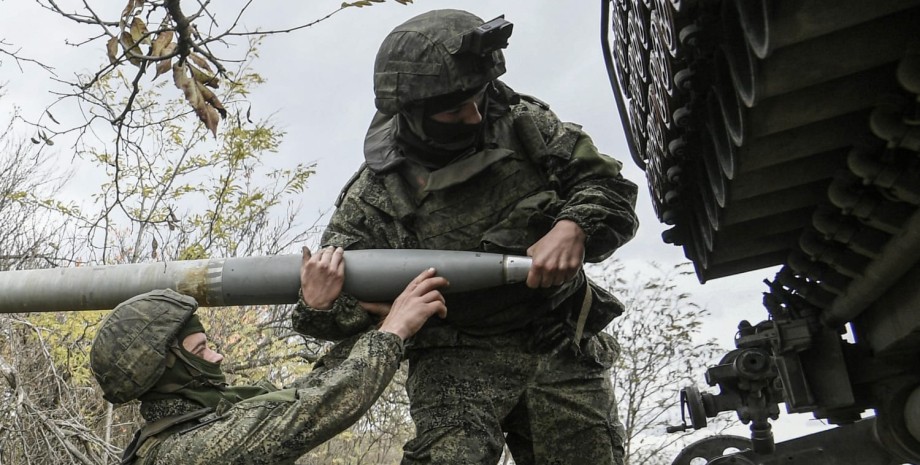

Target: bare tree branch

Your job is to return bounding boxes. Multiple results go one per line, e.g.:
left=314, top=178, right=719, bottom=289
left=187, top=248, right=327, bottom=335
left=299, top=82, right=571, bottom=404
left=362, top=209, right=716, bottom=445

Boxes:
left=0, top=39, right=56, bottom=74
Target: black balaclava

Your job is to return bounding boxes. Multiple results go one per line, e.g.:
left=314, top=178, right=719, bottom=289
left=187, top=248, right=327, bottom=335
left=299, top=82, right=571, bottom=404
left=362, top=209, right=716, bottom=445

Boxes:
left=395, top=83, right=490, bottom=169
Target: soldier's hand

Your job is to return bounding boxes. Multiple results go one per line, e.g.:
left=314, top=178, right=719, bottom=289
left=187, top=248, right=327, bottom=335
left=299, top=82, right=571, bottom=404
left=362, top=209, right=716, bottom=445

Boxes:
left=359, top=301, right=391, bottom=322
left=299, top=246, right=345, bottom=310
left=377, top=268, right=448, bottom=341
left=526, top=219, right=586, bottom=288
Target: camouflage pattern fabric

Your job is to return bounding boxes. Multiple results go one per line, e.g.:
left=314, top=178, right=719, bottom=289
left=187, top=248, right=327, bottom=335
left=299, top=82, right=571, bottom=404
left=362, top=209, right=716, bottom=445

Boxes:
left=373, top=9, right=506, bottom=115
left=293, top=81, right=639, bottom=342
left=130, top=330, right=403, bottom=465
left=90, top=289, right=198, bottom=404
left=292, top=82, right=637, bottom=464
left=140, top=397, right=204, bottom=423
left=402, top=330, right=626, bottom=465
left=293, top=10, right=637, bottom=461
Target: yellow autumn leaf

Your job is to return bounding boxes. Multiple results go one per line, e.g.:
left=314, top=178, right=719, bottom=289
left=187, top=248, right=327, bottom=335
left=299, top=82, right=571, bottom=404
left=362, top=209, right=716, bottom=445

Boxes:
left=130, top=17, right=150, bottom=45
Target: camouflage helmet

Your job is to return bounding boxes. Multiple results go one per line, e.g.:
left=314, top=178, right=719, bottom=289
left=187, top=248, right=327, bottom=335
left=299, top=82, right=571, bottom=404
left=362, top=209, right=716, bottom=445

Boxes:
left=90, top=289, right=199, bottom=404
left=373, top=9, right=509, bottom=115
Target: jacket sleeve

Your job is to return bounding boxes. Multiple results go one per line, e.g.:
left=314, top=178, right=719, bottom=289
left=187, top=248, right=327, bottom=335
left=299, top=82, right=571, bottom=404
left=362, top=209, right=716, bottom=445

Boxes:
left=292, top=170, right=408, bottom=341
left=291, top=292, right=374, bottom=341
left=149, top=330, right=404, bottom=465
left=527, top=102, right=640, bottom=262
left=552, top=129, right=639, bottom=262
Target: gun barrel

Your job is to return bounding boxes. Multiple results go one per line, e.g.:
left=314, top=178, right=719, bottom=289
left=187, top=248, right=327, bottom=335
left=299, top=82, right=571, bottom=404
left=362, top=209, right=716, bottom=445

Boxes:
left=0, top=250, right=532, bottom=313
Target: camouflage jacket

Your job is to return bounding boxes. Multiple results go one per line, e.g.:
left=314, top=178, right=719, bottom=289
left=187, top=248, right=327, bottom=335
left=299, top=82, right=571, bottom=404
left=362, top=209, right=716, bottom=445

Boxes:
left=293, top=82, right=639, bottom=342
left=130, top=330, right=403, bottom=465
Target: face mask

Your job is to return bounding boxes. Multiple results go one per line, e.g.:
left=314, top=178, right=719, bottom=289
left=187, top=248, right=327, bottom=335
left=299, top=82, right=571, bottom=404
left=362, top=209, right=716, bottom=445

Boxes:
left=140, top=345, right=268, bottom=408
left=394, top=88, right=491, bottom=168
left=421, top=86, right=488, bottom=145
left=422, top=117, right=482, bottom=145
left=396, top=111, right=475, bottom=169
left=178, top=345, right=226, bottom=385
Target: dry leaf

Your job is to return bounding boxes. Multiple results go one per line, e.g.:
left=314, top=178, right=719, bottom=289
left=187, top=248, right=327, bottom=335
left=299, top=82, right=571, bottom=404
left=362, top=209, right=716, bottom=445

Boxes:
left=189, top=64, right=219, bottom=88
left=153, top=42, right=176, bottom=80
left=173, top=63, right=201, bottom=106
left=106, top=36, right=119, bottom=64
left=120, top=32, right=142, bottom=66
left=201, top=102, right=220, bottom=136
left=174, top=63, right=221, bottom=137
left=130, top=17, right=149, bottom=44
left=189, top=53, right=213, bottom=73
left=120, top=0, right=138, bottom=19
left=198, top=82, right=227, bottom=118
left=151, top=30, right=174, bottom=57
left=155, top=58, right=173, bottom=80
left=194, top=80, right=222, bottom=135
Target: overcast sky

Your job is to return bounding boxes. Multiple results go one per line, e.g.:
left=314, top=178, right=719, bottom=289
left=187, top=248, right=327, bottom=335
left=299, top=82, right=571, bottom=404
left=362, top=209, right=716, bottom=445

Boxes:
left=1, top=0, right=829, bottom=440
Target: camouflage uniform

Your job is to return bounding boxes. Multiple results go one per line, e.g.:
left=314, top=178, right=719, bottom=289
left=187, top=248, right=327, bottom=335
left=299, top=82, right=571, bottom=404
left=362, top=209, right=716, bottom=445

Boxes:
left=293, top=10, right=638, bottom=465
left=91, top=289, right=405, bottom=465
left=131, top=330, right=403, bottom=465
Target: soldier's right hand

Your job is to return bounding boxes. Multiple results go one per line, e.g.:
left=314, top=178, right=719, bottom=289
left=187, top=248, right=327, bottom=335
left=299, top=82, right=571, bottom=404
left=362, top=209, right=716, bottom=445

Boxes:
left=299, top=246, right=345, bottom=310
left=373, top=268, right=448, bottom=341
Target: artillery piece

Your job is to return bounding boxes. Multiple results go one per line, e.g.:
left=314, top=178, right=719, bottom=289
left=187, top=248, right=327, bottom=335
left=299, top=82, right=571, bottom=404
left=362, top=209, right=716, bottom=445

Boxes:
left=602, top=0, right=920, bottom=463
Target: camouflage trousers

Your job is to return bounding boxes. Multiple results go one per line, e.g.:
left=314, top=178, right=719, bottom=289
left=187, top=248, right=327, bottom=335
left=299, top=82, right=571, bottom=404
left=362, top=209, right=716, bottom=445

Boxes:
left=401, top=329, right=625, bottom=465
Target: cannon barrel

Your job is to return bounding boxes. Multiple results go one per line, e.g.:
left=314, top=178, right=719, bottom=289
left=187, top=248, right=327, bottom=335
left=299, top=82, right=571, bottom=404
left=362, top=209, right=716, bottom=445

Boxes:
left=0, top=249, right=533, bottom=313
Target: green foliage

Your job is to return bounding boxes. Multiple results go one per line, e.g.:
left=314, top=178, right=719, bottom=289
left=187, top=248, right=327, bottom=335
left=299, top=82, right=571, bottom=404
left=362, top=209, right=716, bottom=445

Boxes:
left=26, top=311, right=107, bottom=387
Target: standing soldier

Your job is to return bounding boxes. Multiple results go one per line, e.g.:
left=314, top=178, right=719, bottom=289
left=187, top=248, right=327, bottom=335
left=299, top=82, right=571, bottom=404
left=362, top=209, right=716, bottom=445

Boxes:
left=293, top=9, right=639, bottom=465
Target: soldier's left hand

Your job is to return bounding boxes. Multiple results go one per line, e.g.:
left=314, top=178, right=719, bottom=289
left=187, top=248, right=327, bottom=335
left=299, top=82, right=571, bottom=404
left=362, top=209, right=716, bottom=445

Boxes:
left=525, top=219, right=586, bottom=288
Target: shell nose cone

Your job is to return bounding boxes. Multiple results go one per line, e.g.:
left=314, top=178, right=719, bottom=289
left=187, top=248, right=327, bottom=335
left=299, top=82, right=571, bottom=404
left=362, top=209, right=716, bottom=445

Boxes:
left=503, top=255, right=532, bottom=284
